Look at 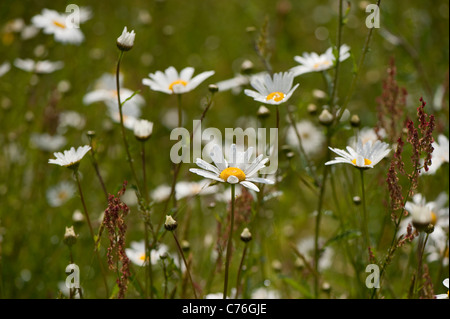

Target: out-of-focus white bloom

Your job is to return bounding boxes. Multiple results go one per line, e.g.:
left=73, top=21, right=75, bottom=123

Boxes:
left=31, top=8, right=91, bottom=45
left=348, top=127, right=387, bottom=149
left=422, top=134, right=449, bottom=175
left=48, top=145, right=91, bottom=169
left=297, top=237, right=334, bottom=271
left=142, top=66, right=215, bottom=94
left=30, top=133, right=67, bottom=152
left=133, top=119, right=153, bottom=141
left=46, top=181, right=75, bottom=207
left=151, top=180, right=219, bottom=203
left=244, top=72, right=299, bottom=105
left=325, top=137, right=390, bottom=169
left=21, top=25, right=40, bottom=40
left=286, top=120, right=325, bottom=157
left=190, top=144, right=274, bottom=192
left=290, top=44, right=351, bottom=77
left=0, top=62, right=11, bottom=77
left=251, top=287, right=281, bottom=299
left=83, top=73, right=145, bottom=129
left=57, top=111, right=86, bottom=133
left=117, top=26, right=135, bottom=51
left=435, top=278, right=449, bottom=299
left=14, top=58, right=63, bottom=74
left=215, top=71, right=266, bottom=94
left=126, top=241, right=169, bottom=266
left=204, top=289, right=235, bottom=299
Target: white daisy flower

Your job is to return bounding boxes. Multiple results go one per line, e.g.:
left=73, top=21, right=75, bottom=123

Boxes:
left=290, top=44, right=351, bottom=77
left=297, top=236, right=334, bottom=271
left=325, top=137, right=390, bottom=169
left=142, top=66, right=215, bottom=94
left=14, top=58, right=63, bottom=74
left=286, top=120, right=325, bottom=157
left=0, top=62, right=11, bottom=77
left=251, top=288, right=281, bottom=299
left=31, top=8, right=87, bottom=45
left=117, top=26, right=135, bottom=51
left=400, top=192, right=449, bottom=243
left=57, top=111, right=86, bottom=133
left=215, top=71, right=266, bottom=93
left=151, top=180, right=219, bottom=203
left=83, top=73, right=145, bottom=111
left=435, top=278, right=449, bottom=299
left=48, top=145, right=91, bottom=169
left=244, top=71, right=299, bottom=105
left=133, top=119, right=153, bottom=141
left=348, top=127, right=387, bottom=149
left=189, top=144, right=274, bottom=192
left=422, top=134, right=449, bottom=175
left=126, top=241, right=169, bottom=266
left=46, top=181, right=76, bottom=207
left=30, top=133, right=67, bottom=152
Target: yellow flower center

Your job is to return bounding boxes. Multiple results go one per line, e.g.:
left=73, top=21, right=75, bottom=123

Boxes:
left=266, top=91, right=285, bottom=102
left=139, top=253, right=148, bottom=261
left=58, top=191, right=68, bottom=201
left=169, top=80, right=188, bottom=91
left=430, top=211, right=437, bottom=225
left=352, top=158, right=372, bottom=166
left=313, top=60, right=331, bottom=69
left=53, top=20, right=66, bottom=29
left=219, top=167, right=246, bottom=182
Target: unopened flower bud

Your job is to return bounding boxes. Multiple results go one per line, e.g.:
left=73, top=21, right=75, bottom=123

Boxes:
left=350, top=114, right=361, bottom=128
left=313, top=89, right=327, bottom=100
left=271, top=259, right=282, bottom=272
left=321, top=282, right=331, bottom=293
left=181, top=240, right=190, bottom=252
left=307, top=103, right=318, bottom=115
left=160, top=251, right=168, bottom=260
left=353, top=196, right=361, bottom=205
left=411, top=206, right=432, bottom=232
left=117, top=26, right=135, bottom=51
left=241, top=60, right=254, bottom=74
left=164, top=215, right=178, bottom=231
left=294, top=257, right=304, bottom=270
left=208, top=202, right=216, bottom=209
left=63, top=226, right=78, bottom=246
left=319, top=109, right=334, bottom=126
left=86, top=130, right=96, bottom=139
left=208, top=84, right=219, bottom=93
left=257, top=105, right=271, bottom=119
left=240, top=228, right=252, bottom=242
left=133, top=119, right=153, bottom=141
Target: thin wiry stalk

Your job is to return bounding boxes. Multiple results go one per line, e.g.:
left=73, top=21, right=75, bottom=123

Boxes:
left=223, top=184, right=236, bottom=299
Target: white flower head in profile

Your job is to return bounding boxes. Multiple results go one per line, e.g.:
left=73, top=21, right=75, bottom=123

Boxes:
left=14, top=58, right=64, bottom=74
left=142, top=66, right=215, bottom=94
left=244, top=71, right=299, bottom=105
left=126, top=241, right=169, bottom=266
left=133, top=119, right=153, bottom=141
left=117, top=26, right=135, bottom=51
left=48, top=145, right=91, bottom=170
left=286, top=120, right=325, bottom=157
left=325, top=137, right=390, bottom=169
left=290, top=44, right=351, bottom=77
left=189, top=144, right=274, bottom=192
left=31, top=8, right=91, bottom=45
left=422, top=134, right=449, bottom=175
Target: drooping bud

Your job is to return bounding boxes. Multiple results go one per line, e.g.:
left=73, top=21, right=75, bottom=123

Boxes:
left=350, top=114, right=361, bottom=128
left=257, top=105, right=271, bottom=119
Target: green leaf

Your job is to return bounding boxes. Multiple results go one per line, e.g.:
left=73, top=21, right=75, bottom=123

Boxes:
left=324, top=230, right=361, bottom=247
left=280, top=276, right=314, bottom=298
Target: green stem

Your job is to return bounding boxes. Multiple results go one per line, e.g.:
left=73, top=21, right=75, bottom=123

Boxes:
left=330, top=0, right=343, bottom=107
left=336, top=0, right=382, bottom=122
left=116, top=51, right=141, bottom=194
left=74, top=171, right=109, bottom=297
left=360, top=169, right=370, bottom=253
left=223, top=184, right=236, bottom=299
left=235, top=243, right=248, bottom=299
left=172, top=232, right=197, bottom=299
